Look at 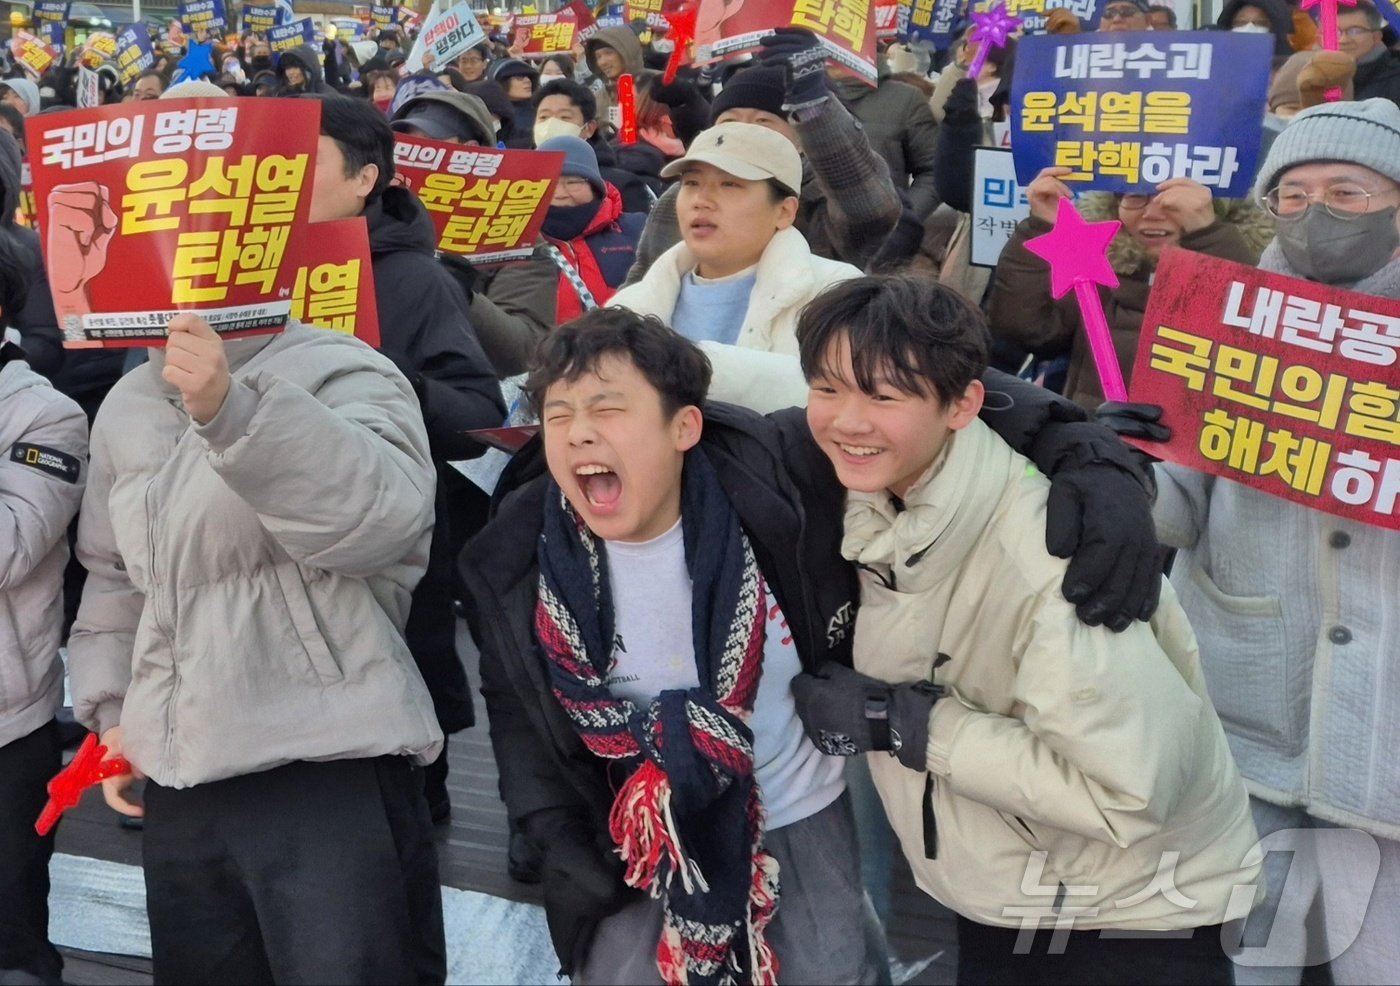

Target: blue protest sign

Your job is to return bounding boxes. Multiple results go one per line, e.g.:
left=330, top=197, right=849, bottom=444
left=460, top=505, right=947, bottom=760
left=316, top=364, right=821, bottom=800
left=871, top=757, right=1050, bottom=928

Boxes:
left=180, top=0, right=227, bottom=32
left=1010, top=31, right=1271, bottom=197
left=270, top=17, right=317, bottom=55
left=243, top=4, right=278, bottom=32
left=372, top=4, right=399, bottom=27
left=35, top=0, right=69, bottom=23
left=903, top=0, right=965, bottom=48
left=114, top=24, right=155, bottom=84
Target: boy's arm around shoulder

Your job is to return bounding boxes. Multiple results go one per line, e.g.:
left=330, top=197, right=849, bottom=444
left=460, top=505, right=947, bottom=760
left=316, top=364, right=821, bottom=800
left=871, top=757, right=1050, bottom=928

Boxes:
left=194, top=339, right=436, bottom=579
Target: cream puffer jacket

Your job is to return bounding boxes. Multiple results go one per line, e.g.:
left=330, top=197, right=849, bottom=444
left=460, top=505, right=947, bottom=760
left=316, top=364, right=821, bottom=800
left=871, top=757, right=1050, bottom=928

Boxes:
left=69, top=324, right=443, bottom=787
left=847, top=417, right=1262, bottom=929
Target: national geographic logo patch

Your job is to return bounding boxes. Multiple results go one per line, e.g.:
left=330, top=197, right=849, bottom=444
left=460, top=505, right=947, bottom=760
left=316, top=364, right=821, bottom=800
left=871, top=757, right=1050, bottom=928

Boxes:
left=9, top=443, right=81, bottom=484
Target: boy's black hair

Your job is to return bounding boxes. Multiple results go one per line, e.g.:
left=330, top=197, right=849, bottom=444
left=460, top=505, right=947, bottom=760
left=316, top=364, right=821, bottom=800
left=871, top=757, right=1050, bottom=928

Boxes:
left=305, top=93, right=395, bottom=202
left=797, top=274, right=989, bottom=407
left=0, top=103, right=24, bottom=150
left=531, top=77, right=597, bottom=124
left=1147, top=3, right=1177, bottom=25
left=524, top=308, right=712, bottom=419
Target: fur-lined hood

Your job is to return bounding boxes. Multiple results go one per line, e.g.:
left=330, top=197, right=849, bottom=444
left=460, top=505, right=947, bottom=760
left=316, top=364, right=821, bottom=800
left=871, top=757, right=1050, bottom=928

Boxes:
left=1078, top=192, right=1275, bottom=277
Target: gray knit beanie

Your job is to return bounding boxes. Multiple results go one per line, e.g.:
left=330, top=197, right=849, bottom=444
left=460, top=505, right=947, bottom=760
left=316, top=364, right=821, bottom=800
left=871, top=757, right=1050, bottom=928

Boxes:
left=1253, top=98, right=1400, bottom=201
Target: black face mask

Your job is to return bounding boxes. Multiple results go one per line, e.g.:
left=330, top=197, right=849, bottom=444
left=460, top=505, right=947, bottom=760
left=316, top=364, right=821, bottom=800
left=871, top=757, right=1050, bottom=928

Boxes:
left=543, top=199, right=602, bottom=241
left=249, top=55, right=272, bottom=72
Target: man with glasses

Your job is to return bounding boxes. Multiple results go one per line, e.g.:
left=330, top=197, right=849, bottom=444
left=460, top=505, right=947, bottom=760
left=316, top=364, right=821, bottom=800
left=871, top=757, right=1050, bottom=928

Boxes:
left=1335, top=1, right=1400, bottom=107
left=1099, top=0, right=1152, bottom=32
left=1102, top=98, right=1400, bottom=984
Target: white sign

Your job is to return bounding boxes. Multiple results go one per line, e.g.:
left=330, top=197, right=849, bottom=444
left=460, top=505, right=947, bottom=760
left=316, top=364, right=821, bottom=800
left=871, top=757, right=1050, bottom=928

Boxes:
left=76, top=65, right=100, bottom=109
left=971, top=146, right=1031, bottom=268
left=404, top=1, right=487, bottom=74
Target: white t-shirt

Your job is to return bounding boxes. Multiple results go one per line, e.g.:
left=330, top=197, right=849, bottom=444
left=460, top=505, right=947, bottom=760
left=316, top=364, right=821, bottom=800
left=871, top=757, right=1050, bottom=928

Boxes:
left=603, top=520, right=845, bottom=831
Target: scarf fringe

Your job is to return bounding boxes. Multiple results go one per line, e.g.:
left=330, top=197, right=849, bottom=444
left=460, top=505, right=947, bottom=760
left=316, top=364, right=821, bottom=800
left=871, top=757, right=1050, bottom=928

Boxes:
left=657, top=923, right=689, bottom=986
left=746, top=850, right=781, bottom=986
left=609, top=760, right=710, bottom=896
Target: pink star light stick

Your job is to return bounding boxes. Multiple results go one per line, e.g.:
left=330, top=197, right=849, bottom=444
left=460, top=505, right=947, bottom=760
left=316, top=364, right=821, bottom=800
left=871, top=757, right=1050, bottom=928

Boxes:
left=966, top=3, right=1022, bottom=80
left=1302, top=0, right=1358, bottom=101
left=1024, top=197, right=1128, bottom=402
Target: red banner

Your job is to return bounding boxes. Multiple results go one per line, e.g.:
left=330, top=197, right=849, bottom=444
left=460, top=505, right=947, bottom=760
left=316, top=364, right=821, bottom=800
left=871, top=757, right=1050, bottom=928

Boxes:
left=1129, top=250, right=1400, bottom=531
left=625, top=0, right=674, bottom=28
left=568, top=0, right=601, bottom=41
left=26, top=99, right=319, bottom=348
left=392, top=135, right=562, bottom=263
left=510, top=13, right=580, bottom=56
left=10, top=31, right=60, bottom=77
left=693, top=0, right=879, bottom=84
left=285, top=218, right=381, bottom=349
left=876, top=0, right=900, bottom=38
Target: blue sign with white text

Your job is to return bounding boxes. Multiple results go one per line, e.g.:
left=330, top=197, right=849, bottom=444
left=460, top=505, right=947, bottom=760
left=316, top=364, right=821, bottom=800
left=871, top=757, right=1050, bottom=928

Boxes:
left=1010, top=31, right=1270, bottom=197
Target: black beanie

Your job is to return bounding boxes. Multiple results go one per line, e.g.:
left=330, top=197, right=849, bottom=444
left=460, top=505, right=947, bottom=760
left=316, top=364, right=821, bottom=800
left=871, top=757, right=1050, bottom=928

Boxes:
left=709, top=64, right=786, bottom=124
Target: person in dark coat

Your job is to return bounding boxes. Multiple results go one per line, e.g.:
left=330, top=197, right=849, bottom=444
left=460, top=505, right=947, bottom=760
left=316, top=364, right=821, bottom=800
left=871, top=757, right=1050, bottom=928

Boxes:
left=309, top=95, right=505, bottom=821
left=277, top=43, right=328, bottom=94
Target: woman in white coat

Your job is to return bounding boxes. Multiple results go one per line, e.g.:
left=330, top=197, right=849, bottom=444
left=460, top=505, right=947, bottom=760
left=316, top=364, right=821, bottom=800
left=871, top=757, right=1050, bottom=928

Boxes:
left=609, top=121, right=860, bottom=412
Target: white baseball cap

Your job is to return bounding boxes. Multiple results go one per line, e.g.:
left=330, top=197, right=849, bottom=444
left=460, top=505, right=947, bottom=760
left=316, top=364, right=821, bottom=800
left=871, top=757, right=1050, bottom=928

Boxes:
left=660, top=122, right=802, bottom=197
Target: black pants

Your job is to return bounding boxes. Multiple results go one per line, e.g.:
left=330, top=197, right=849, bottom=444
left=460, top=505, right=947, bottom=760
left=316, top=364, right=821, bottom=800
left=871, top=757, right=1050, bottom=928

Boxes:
left=957, top=915, right=1235, bottom=986
left=143, top=757, right=446, bottom=986
left=0, top=719, right=63, bottom=985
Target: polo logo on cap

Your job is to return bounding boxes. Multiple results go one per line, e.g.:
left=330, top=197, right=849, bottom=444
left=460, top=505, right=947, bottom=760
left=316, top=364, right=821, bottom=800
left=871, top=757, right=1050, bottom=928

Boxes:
left=715, top=134, right=724, bottom=145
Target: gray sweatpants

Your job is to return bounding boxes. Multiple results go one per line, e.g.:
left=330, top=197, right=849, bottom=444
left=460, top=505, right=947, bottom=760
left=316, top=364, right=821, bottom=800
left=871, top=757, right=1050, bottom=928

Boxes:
left=575, top=792, right=892, bottom=985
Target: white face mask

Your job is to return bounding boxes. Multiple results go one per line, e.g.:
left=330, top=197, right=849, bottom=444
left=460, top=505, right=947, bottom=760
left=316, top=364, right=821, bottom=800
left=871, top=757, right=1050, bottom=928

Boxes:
left=534, top=117, right=584, bottom=145
left=1232, top=22, right=1270, bottom=33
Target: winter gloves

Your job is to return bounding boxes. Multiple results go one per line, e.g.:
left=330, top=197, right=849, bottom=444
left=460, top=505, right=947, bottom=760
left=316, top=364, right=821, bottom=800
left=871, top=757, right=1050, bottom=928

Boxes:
left=758, top=27, right=832, bottom=112
left=791, top=662, right=944, bottom=771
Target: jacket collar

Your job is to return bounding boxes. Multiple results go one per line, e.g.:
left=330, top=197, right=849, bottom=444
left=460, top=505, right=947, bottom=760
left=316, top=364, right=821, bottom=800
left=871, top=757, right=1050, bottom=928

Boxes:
left=840, top=418, right=1012, bottom=592
left=636, top=226, right=818, bottom=345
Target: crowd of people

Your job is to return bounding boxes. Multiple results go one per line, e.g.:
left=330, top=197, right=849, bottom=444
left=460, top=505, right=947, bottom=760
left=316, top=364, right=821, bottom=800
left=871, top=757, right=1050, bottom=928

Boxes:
left=2, top=2, right=1400, bottom=985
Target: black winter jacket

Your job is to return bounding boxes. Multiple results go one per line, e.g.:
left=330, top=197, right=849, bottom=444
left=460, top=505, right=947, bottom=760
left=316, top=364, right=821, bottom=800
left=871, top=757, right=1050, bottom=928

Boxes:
left=368, top=186, right=504, bottom=732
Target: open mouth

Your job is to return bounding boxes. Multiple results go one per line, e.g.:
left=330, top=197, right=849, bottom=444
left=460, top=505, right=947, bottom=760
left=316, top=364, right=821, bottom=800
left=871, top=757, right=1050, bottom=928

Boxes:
left=837, top=442, right=882, bottom=460
left=1138, top=229, right=1174, bottom=241
left=688, top=220, right=718, bottom=236
left=575, top=463, right=622, bottom=511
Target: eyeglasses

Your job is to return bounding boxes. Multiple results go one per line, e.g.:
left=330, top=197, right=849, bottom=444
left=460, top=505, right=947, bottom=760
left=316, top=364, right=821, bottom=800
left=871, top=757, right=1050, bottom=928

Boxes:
left=1262, top=182, right=1385, bottom=220
left=1119, top=193, right=1152, bottom=211
left=1340, top=25, right=1381, bottom=37
left=1101, top=4, right=1144, bottom=19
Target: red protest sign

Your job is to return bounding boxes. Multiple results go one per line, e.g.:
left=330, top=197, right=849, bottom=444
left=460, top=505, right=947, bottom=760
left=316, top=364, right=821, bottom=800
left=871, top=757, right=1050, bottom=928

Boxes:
left=626, top=0, right=674, bottom=27
left=1130, top=250, right=1400, bottom=531
left=693, top=0, right=878, bottom=84
left=18, top=160, right=38, bottom=231
left=511, top=13, right=580, bottom=56
left=876, top=0, right=900, bottom=38
left=26, top=99, right=319, bottom=348
left=286, top=218, right=381, bottom=349
left=568, top=0, right=601, bottom=41
left=392, top=135, right=563, bottom=263
left=10, top=31, right=60, bottom=77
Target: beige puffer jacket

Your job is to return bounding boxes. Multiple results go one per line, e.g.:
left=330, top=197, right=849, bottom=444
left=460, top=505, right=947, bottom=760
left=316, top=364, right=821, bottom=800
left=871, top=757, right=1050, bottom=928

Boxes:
left=69, top=324, right=443, bottom=787
left=847, top=418, right=1262, bottom=929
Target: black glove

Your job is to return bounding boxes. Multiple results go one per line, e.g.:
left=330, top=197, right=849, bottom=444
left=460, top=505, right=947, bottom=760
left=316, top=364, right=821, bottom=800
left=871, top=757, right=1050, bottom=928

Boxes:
left=757, top=27, right=829, bottom=109
left=528, top=809, right=630, bottom=977
left=648, top=77, right=700, bottom=108
left=1095, top=401, right=1172, bottom=443
left=1033, top=421, right=1165, bottom=632
left=943, top=76, right=981, bottom=126
left=791, top=662, right=943, bottom=771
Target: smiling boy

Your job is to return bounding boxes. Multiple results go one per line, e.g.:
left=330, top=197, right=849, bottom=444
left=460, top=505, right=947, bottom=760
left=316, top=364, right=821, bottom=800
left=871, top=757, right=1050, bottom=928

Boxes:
left=463, top=302, right=1174, bottom=982
left=791, top=275, right=1261, bottom=985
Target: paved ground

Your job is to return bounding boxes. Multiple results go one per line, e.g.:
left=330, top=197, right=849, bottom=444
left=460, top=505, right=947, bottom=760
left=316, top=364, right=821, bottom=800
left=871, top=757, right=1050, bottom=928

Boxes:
left=51, top=626, right=959, bottom=984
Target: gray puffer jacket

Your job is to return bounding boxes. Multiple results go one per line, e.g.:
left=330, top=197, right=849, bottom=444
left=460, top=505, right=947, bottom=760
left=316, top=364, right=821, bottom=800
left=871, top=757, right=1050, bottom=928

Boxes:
left=1, top=350, right=87, bottom=748
left=69, top=323, right=443, bottom=787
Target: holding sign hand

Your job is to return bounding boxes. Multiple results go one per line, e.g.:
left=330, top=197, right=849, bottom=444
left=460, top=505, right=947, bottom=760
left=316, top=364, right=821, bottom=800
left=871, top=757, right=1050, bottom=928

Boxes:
left=162, top=314, right=231, bottom=425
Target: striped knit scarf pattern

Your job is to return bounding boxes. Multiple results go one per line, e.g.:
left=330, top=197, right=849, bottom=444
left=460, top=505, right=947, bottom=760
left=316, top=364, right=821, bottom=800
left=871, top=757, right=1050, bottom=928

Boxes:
left=534, top=452, right=780, bottom=985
